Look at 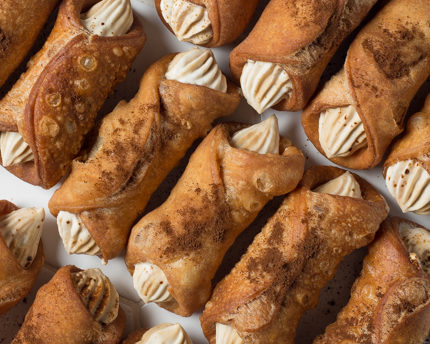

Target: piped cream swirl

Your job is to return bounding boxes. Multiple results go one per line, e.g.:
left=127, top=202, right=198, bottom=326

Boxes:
left=81, top=0, right=133, bottom=37
left=386, top=159, right=430, bottom=215
left=0, top=207, right=44, bottom=269
left=133, top=262, right=176, bottom=304
left=0, top=131, right=34, bottom=167
left=216, top=323, right=244, bottom=344
left=71, top=268, right=119, bottom=324
left=160, top=0, right=212, bottom=45
left=136, top=323, right=193, bottom=344
left=57, top=211, right=102, bottom=257
left=399, top=223, right=430, bottom=274
left=318, top=105, right=367, bottom=158
left=313, top=171, right=363, bottom=199
left=240, top=60, right=293, bottom=114
left=165, top=47, right=227, bottom=93
left=230, top=115, right=280, bottom=155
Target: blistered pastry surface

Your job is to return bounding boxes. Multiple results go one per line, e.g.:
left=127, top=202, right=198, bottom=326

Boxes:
left=313, top=171, right=362, bottom=199
left=81, top=0, right=133, bottom=37
left=241, top=60, right=293, bottom=114
left=230, top=115, right=280, bottom=154
left=318, top=105, right=367, bottom=159
left=160, top=0, right=212, bottom=44
left=165, top=47, right=227, bottom=92
left=71, top=268, right=119, bottom=324
left=0, top=131, right=34, bottom=167
left=386, top=160, right=430, bottom=215
left=136, top=323, right=193, bottom=344
left=57, top=211, right=101, bottom=256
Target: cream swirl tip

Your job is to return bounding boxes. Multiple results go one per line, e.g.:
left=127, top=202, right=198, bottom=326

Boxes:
left=386, top=159, right=430, bottom=215
left=0, top=131, right=34, bottom=167
left=318, top=105, right=367, bottom=158
left=160, top=0, right=212, bottom=45
left=166, top=47, right=227, bottom=93
left=57, top=211, right=102, bottom=256
left=136, top=323, right=193, bottom=344
left=71, top=268, right=119, bottom=324
left=230, top=115, right=280, bottom=155
left=240, top=60, right=292, bottom=114
left=216, top=323, right=244, bottom=344
left=313, top=172, right=362, bottom=199
left=81, top=0, right=133, bottom=37
left=133, top=262, right=176, bottom=304
left=0, top=207, right=44, bottom=269
left=399, top=223, right=430, bottom=274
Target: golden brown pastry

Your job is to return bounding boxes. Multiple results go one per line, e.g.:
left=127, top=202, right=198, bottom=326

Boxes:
left=12, top=265, right=125, bottom=344
left=155, top=0, right=259, bottom=47
left=0, top=200, right=45, bottom=317
left=121, top=324, right=193, bottom=344
left=313, top=217, right=430, bottom=344
left=125, top=121, right=305, bottom=317
left=0, top=0, right=146, bottom=189
left=302, top=0, right=430, bottom=170
left=0, top=0, right=60, bottom=89
left=49, top=47, right=241, bottom=263
left=229, top=0, right=377, bottom=113
left=200, top=166, right=389, bottom=344
left=383, top=93, right=430, bottom=215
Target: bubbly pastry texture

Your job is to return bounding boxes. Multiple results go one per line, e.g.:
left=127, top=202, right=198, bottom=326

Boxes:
left=136, top=323, right=193, bottom=344
left=133, top=262, right=176, bottom=304
left=0, top=131, right=34, bottom=167
left=216, top=323, right=244, bottom=344
left=229, top=115, right=280, bottom=154
left=165, top=47, right=227, bottom=93
left=399, top=223, right=430, bottom=274
left=57, top=211, right=102, bottom=256
left=80, top=0, right=133, bottom=37
left=318, top=105, right=367, bottom=158
left=313, top=172, right=363, bottom=199
left=71, top=268, right=119, bottom=324
left=240, top=60, right=293, bottom=114
left=0, top=207, right=44, bottom=269
left=386, top=159, right=430, bottom=215
left=160, top=0, right=212, bottom=44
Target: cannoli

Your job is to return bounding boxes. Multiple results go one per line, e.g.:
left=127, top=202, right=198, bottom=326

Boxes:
left=229, top=0, right=378, bottom=114
left=0, top=200, right=45, bottom=317
left=125, top=117, right=305, bottom=317
left=49, top=47, right=241, bottom=263
left=155, top=0, right=259, bottom=48
left=12, top=265, right=125, bottom=344
left=0, top=0, right=146, bottom=189
left=200, top=166, right=389, bottom=344
left=0, top=0, right=61, bottom=89
left=302, top=0, right=430, bottom=170
left=121, top=324, right=192, bottom=344
left=383, top=93, right=430, bottom=215
left=313, top=217, right=430, bottom=344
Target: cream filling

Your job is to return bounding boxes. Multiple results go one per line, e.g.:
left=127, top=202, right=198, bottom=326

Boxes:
left=165, top=47, right=227, bottom=93
left=160, top=0, right=212, bottom=45
left=318, top=105, right=367, bottom=159
left=81, top=0, right=133, bottom=37
left=240, top=60, right=293, bottom=114
left=386, top=159, right=430, bottom=215
left=215, top=323, right=244, bottom=344
left=399, top=223, right=430, bottom=274
left=230, top=115, right=280, bottom=154
left=133, top=262, right=176, bottom=304
left=136, top=323, right=193, bottom=344
left=0, top=131, right=34, bottom=167
left=57, top=211, right=102, bottom=257
left=0, top=207, right=44, bottom=269
left=71, top=268, right=119, bottom=324
left=313, top=171, right=363, bottom=199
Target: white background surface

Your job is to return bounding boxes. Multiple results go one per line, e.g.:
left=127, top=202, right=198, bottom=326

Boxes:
left=1, top=0, right=430, bottom=343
